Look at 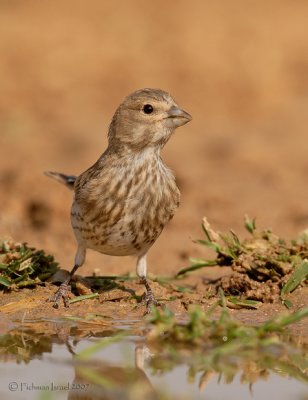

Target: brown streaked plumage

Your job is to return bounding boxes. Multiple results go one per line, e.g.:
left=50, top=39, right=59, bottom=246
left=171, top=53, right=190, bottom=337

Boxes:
left=45, top=88, right=191, bottom=311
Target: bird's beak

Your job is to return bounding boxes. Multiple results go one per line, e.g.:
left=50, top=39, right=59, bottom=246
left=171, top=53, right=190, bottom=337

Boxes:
left=166, top=105, right=192, bottom=127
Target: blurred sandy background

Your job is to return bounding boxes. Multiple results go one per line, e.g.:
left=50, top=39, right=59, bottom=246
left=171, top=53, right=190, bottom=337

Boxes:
left=0, top=0, right=307, bottom=276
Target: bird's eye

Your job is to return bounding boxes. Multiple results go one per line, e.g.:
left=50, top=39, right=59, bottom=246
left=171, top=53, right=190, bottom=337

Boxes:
left=143, top=104, right=154, bottom=114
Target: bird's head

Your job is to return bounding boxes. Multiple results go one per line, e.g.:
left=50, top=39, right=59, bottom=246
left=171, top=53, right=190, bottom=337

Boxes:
left=108, top=88, right=192, bottom=152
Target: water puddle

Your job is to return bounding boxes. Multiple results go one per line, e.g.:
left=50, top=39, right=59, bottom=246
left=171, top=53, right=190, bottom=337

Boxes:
left=0, top=314, right=307, bottom=400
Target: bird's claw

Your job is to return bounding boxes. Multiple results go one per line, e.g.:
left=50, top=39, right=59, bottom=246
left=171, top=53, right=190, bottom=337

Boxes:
left=49, top=283, right=71, bottom=308
left=144, top=291, right=159, bottom=314
left=140, top=277, right=165, bottom=314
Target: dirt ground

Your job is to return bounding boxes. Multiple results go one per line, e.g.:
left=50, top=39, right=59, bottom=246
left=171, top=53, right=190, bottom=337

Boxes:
left=0, top=280, right=307, bottom=343
left=0, top=1, right=308, bottom=303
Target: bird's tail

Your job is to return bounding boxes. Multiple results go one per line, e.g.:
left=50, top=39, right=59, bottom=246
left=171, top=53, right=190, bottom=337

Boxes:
left=44, top=171, right=76, bottom=190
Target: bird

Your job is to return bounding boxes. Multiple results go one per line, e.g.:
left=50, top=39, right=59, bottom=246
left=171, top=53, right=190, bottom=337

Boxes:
left=45, top=88, right=191, bottom=312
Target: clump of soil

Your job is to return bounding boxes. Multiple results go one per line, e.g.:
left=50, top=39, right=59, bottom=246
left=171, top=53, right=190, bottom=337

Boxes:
left=219, top=272, right=281, bottom=302
left=187, top=217, right=308, bottom=303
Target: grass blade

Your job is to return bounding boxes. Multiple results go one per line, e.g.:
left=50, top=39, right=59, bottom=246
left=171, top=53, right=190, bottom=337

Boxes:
left=225, top=297, right=262, bottom=309
left=257, top=307, right=308, bottom=333
left=176, top=260, right=217, bottom=276
left=77, top=366, right=115, bottom=388
left=194, top=239, right=221, bottom=252
left=281, top=260, right=308, bottom=295
left=76, top=332, right=127, bottom=360
left=69, top=293, right=99, bottom=304
left=282, top=299, right=293, bottom=309
left=0, top=275, right=11, bottom=287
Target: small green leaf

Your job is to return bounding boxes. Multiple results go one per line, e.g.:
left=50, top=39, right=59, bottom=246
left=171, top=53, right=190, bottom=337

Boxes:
left=68, top=293, right=99, bottom=304
left=244, top=215, right=256, bottom=234
left=225, top=297, right=262, bottom=309
left=194, top=239, right=221, bottom=252
left=173, top=285, right=193, bottom=293
left=189, top=257, right=215, bottom=265
left=282, top=299, right=293, bottom=309
left=281, top=261, right=308, bottom=295
left=0, top=275, right=11, bottom=287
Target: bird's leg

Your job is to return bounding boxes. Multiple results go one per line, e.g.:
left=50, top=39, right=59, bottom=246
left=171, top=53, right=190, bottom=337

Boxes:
left=136, top=253, right=159, bottom=313
left=50, top=245, right=86, bottom=309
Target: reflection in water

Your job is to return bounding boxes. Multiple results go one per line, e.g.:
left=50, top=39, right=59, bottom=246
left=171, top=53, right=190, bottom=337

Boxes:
left=0, top=317, right=307, bottom=399
left=69, top=345, right=156, bottom=400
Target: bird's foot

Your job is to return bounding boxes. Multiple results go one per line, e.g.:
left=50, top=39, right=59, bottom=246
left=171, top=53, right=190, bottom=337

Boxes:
left=140, top=277, right=164, bottom=314
left=49, top=283, right=71, bottom=309
left=144, top=290, right=159, bottom=314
